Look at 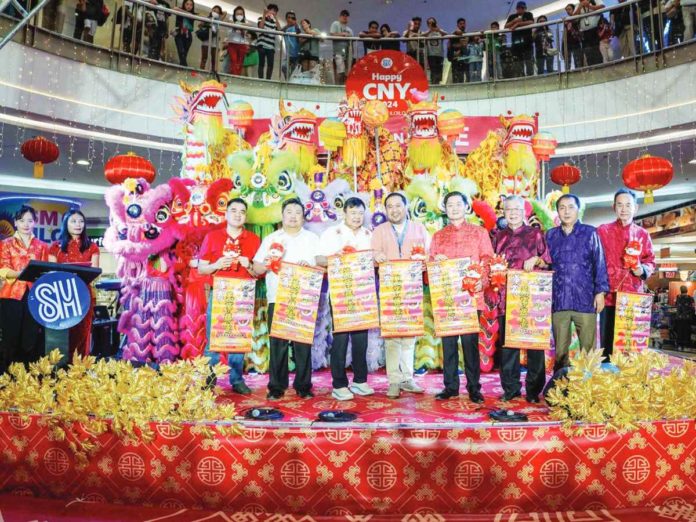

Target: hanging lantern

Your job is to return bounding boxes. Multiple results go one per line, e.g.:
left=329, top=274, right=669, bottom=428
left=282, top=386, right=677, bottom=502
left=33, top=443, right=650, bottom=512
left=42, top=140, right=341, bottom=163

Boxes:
left=20, top=136, right=59, bottom=179
left=104, top=152, right=156, bottom=185
left=622, top=154, right=673, bottom=204
left=228, top=100, right=254, bottom=129
left=550, top=163, right=581, bottom=193
left=532, top=131, right=557, bottom=162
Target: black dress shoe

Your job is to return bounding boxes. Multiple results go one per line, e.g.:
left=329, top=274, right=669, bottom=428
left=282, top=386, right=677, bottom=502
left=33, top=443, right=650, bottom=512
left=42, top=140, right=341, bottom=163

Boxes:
left=499, top=392, right=522, bottom=402
left=469, top=393, right=485, bottom=404
left=266, top=391, right=284, bottom=401
left=435, top=389, right=459, bottom=400
left=298, top=390, right=314, bottom=399
left=232, top=382, right=252, bottom=395
left=525, top=395, right=540, bottom=404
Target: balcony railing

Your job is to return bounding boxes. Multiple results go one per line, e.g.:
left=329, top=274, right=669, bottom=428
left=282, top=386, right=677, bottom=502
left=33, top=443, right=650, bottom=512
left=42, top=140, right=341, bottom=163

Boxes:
left=2, top=0, right=694, bottom=87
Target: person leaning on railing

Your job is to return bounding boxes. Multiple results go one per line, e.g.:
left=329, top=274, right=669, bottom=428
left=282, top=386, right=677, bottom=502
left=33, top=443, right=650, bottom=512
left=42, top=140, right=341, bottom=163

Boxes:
left=330, top=9, right=354, bottom=84
left=222, top=6, right=249, bottom=76
left=359, top=20, right=382, bottom=55
left=485, top=21, right=505, bottom=80
left=449, top=18, right=469, bottom=83
left=172, top=0, right=196, bottom=67
left=146, top=0, right=171, bottom=61
left=198, top=5, right=225, bottom=72
left=298, top=19, right=321, bottom=72
left=574, top=0, right=605, bottom=67
left=379, top=24, right=400, bottom=51
left=505, top=1, right=535, bottom=77
left=612, top=0, right=637, bottom=59
left=563, top=3, right=584, bottom=69
left=257, top=3, right=279, bottom=80
left=424, top=17, right=447, bottom=84
left=403, top=16, right=425, bottom=67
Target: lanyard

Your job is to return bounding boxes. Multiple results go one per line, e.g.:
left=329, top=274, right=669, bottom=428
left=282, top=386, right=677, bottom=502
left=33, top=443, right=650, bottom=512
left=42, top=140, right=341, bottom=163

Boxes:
left=391, top=222, right=408, bottom=258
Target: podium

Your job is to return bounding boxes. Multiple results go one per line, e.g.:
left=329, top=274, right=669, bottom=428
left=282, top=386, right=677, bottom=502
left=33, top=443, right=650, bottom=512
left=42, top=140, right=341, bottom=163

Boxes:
left=19, top=261, right=102, bottom=365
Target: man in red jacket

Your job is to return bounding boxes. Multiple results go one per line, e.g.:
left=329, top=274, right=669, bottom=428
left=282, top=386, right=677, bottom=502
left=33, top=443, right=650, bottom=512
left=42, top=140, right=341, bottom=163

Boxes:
left=597, top=189, right=655, bottom=360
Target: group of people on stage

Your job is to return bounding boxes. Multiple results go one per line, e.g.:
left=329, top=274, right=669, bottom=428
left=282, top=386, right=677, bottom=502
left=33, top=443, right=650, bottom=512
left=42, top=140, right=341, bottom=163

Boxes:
left=199, top=186, right=654, bottom=404
left=0, top=187, right=656, bottom=405
left=0, top=206, right=99, bottom=374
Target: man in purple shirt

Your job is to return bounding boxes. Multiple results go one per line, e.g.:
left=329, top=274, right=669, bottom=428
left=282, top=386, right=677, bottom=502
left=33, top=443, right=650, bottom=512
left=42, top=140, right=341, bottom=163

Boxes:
left=492, top=196, right=552, bottom=403
left=546, top=194, right=609, bottom=372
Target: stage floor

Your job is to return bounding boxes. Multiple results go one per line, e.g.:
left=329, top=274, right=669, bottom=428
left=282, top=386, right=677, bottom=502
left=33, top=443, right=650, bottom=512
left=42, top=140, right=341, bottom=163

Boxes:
left=216, top=367, right=554, bottom=426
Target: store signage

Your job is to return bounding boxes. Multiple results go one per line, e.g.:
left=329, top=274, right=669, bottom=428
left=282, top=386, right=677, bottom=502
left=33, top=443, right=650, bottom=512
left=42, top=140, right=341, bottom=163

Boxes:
left=345, top=50, right=429, bottom=114
left=28, top=271, right=90, bottom=330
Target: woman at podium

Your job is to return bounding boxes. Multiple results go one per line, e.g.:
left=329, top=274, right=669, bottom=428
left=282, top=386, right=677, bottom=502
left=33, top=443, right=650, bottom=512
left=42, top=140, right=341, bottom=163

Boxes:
left=0, top=205, right=49, bottom=373
left=48, top=209, right=100, bottom=359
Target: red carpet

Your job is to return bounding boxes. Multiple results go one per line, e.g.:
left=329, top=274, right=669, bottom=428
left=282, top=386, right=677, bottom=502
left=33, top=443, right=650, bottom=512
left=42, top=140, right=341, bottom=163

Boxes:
left=215, top=368, right=553, bottom=425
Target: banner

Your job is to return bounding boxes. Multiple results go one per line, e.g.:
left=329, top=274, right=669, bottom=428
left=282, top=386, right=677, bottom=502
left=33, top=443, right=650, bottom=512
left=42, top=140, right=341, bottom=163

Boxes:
left=208, top=277, right=256, bottom=353
left=427, top=258, right=478, bottom=336
left=0, top=195, right=81, bottom=242
left=270, top=262, right=325, bottom=345
left=327, top=250, right=379, bottom=332
left=378, top=260, right=424, bottom=338
left=613, top=291, right=653, bottom=352
left=345, top=50, right=429, bottom=115
left=504, top=270, right=553, bottom=350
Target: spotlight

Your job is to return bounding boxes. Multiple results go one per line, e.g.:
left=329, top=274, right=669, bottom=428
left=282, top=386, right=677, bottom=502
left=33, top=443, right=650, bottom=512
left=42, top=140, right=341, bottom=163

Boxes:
left=76, top=159, right=90, bottom=166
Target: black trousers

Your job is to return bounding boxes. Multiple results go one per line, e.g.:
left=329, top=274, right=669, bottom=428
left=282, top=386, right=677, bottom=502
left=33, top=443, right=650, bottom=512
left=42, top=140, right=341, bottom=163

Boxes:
left=0, top=295, right=45, bottom=374
left=427, top=56, right=444, bottom=85
left=330, top=329, right=368, bottom=389
left=497, top=316, right=546, bottom=398
left=441, top=332, right=480, bottom=395
left=581, top=29, right=603, bottom=66
left=600, top=306, right=616, bottom=361
left=511, top=43, right=533, bottom=77
left=267, top=303, right=312, bottom=395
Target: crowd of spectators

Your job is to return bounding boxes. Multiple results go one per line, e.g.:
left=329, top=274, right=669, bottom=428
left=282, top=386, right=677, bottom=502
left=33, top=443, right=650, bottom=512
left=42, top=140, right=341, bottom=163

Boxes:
left=6, top=0, right=695, bottom=82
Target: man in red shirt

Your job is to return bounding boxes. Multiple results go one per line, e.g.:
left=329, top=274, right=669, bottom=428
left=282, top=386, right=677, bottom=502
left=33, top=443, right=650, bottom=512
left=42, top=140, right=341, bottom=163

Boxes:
left=597, top=189, right=655, bottom=360
left=198, top=198, right=261, bottom=394
left=430, top=191, right=494, bottom=403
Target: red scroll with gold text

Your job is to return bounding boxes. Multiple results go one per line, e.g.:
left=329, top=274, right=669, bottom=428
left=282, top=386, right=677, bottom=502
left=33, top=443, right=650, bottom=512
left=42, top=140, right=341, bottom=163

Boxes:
left=378, top=260, right=424, bottom=338
left=208, top=277, right=256, bottom=353
left=427, top=258, right=479, bottom=336
left=613, top=291, right=652, bottom=352
left=270, top=262, right=325, bottom=344
left=327, top=250, right=379, bottom=332
left=504, top=270, right=553, bottom=350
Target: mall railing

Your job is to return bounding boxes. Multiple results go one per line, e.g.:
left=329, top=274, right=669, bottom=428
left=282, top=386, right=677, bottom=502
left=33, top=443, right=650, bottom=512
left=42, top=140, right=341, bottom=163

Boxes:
left=1, top=0, right=693, bottom=87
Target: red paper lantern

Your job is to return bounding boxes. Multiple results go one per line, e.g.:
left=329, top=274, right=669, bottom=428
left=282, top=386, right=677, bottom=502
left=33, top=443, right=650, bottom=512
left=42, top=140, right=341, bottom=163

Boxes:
left=20, top=136, right=59, bottom=179
left=104, top=152, right=156, bottom=185
left=550, top=163, right=581, bottom=193
left=622, top=154, right=673, bottom=204
left=532, top=131, right=557, bottom=162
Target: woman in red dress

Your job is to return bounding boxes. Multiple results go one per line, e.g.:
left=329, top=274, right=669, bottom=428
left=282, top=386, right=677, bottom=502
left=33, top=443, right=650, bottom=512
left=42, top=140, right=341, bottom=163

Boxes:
left=48, top=209, right=100, bottom=359
left=0, top=205, right=49, bottom=373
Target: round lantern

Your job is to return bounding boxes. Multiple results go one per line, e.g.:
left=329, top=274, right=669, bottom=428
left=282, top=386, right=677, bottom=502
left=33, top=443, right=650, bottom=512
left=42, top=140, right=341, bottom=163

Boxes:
left=21, top=136, right=59, bottom=179
left=438, top=109, right=466, bottom=141
left=550, top=163, right=581, bottom=193
left=622, top=154, right=673, bottom=204
left=228, top=99, right=254, bottom=129
left=104, top=152, right=156, bottom=185
left=532, top=131, right=558, bottom=162
left=363, top=100, right=389, bottom=128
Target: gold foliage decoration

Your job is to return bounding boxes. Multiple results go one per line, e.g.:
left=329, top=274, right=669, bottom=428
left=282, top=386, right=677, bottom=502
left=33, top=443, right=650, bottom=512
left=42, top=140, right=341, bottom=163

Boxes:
left=0, top=351, right=239, bottom=466
left=547, top=348, right=696, bottom=433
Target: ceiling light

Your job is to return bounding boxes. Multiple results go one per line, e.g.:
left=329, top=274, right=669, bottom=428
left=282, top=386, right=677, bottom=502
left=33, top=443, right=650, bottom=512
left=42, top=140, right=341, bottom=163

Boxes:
left=76, top=159, right=90, bottom=166
left=689, top=159, right=696, bottom=165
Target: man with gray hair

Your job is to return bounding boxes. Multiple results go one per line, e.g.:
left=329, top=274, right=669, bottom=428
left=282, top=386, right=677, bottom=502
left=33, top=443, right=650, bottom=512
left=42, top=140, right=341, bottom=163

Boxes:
left=492, top=195, right=552, bottom=403
left=371, top=192, right=431, bottom=399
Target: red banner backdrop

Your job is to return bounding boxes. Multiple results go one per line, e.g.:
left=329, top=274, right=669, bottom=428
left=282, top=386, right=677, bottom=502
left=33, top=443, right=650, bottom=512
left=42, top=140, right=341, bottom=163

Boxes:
left=1, top=412, right=694, bottom=515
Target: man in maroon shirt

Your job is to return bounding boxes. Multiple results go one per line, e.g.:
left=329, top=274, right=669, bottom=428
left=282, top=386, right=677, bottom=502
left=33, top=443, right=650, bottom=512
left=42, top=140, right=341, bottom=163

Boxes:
left=597, top=189, right=655, bottom=360
left=430, top=191, right=494, bottom=403
left=198, top=198, right=261, bottom=394
left=492, top=195, right=552, bottom=403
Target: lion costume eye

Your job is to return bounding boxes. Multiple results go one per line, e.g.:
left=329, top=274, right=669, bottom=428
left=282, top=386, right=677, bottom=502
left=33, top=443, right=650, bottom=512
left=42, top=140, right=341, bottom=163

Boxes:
left=155, top=206, right=170, bottom=224
left=412, top=199, right=427, bottom=219
left=216, top=196, right=227, bottom=213
left=334, top=196, right=345, bottom=210
left=232, top=174, right=242, bottom=189
left=277, top=171, right=293, bottom=192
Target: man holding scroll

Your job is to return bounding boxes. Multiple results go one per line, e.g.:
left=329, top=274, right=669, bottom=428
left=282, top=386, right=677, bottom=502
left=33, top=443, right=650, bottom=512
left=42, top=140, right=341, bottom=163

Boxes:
left=253, top=199, right=320, bottom=400
left=430, top=191, right=493, bottom=403
left=372, top=192, right=431, bottom=399
left=316, top=197, right=375, bottom=401
left=492, top=195, right=551, bottom=404
left=199, top=198, right=260, bottom=394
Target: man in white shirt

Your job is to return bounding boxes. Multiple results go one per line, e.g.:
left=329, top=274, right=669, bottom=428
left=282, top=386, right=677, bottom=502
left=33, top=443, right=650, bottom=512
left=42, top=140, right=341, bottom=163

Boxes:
left=252, top=198, right=320, bottom=400
left=316, top=197, right=374, bottom=401
left=330, top=9, right=354, bottom=84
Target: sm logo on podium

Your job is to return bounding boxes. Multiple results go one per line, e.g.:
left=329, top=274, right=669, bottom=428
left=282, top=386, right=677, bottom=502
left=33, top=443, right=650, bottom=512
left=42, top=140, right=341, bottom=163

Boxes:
left=28, top=271, right=91, bottom=330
